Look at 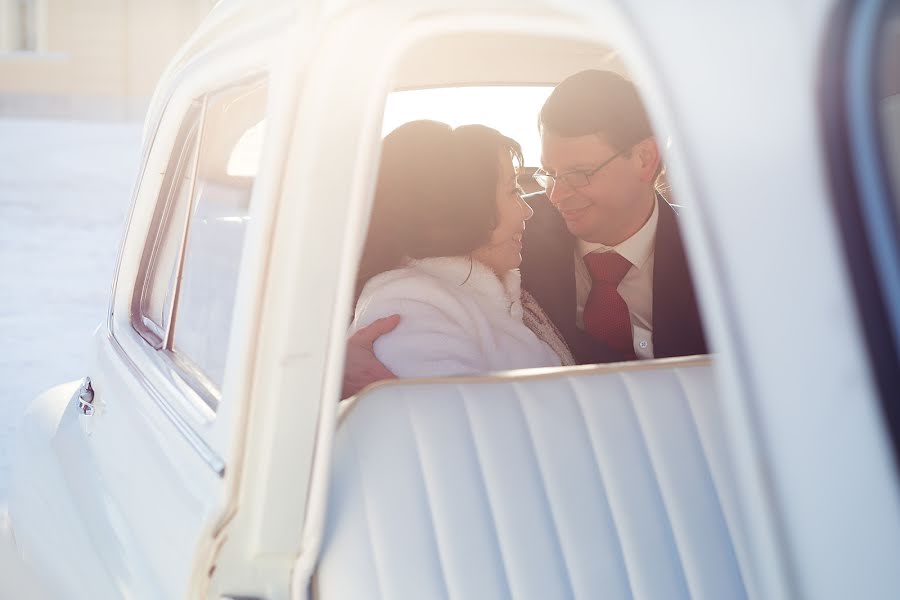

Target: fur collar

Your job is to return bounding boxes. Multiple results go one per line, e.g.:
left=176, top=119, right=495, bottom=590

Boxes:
left=406, top=257, right=523, bottom=319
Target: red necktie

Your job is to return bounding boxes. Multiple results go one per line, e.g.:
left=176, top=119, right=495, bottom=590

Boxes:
left=583, top=251, right=636, bottom=360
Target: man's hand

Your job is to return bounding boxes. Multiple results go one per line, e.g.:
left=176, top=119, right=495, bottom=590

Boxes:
left=342, top=315, right=401, bottom=399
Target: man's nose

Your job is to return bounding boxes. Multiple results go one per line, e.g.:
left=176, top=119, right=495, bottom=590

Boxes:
left=548, top=181, right=572, bottom=205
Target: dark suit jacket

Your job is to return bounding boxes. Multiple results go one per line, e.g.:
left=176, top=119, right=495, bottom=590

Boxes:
left=520, top=193, right=708, bottom=364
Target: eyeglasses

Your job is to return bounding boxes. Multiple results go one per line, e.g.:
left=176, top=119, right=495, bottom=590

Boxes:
left=532, top=149, right=625, bottom=190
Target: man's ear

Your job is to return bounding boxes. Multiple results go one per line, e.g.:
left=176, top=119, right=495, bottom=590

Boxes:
left=635, top=137, right=661, bottom=182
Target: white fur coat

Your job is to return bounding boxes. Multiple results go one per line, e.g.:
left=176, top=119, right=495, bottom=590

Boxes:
left=350, top=257, right=562, bottom=378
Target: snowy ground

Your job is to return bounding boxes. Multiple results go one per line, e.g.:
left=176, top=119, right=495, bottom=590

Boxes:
left=0, top=118, right=142, bottom=514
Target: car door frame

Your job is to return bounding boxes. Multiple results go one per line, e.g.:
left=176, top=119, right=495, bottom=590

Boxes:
left=205, top=3, right=791, bottom=598
left=58, top=18, right=292, bottom=599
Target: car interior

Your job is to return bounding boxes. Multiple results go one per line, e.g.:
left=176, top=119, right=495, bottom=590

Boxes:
left=306, top=30, right=748, bottom=600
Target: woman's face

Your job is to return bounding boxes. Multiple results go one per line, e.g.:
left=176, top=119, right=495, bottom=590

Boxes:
left=472, top=150, right=534, bottom=275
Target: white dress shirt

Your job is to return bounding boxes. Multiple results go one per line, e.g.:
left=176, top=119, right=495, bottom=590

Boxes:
left=575, top=200, right=658, bottom=359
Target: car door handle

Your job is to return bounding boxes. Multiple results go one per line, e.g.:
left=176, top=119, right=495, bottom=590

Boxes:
left=77, top=377, right=95, bottom=416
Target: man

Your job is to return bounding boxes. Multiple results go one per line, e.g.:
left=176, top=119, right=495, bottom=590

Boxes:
left=521, top=68, right=706, bottom=364
left=343, top=69, right=706, bottom=396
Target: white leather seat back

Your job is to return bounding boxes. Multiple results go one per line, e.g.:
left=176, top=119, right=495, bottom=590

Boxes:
left=315, top=358, right=750, bottom=599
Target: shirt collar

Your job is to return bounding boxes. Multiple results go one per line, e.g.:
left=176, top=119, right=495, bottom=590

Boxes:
left=576, top=197, right=659, bottom=269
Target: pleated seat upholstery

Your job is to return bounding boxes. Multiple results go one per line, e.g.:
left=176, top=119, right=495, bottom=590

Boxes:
left=314, top=357, right=750, bottom=599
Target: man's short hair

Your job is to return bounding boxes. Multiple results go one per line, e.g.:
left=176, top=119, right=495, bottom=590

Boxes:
left=539, top=70, right=654, bottom=150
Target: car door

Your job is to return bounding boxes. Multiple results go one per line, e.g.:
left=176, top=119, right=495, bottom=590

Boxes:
left=9, top=62, right=275, bottom=597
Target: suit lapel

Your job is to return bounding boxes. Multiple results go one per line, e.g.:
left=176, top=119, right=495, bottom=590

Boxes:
left=652, top=196, right=708, bottom=357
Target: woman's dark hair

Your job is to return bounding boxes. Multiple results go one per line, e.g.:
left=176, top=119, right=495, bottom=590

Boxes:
left=355, top=120, right=523, bottom=299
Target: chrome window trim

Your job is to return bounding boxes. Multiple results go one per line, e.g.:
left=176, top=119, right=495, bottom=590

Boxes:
left=165, top=347, right=222, bottom=409
left=107, top=325, right=225, bottom=476
left=130, top=96, right=220, bottom=413
left=133, top=104, right=202, bottom=350
left=164, top=96, right=208, bottom=351
left=139, top=315, right=165, bottom=348
left=104, top=34, right=273, bottom=474
left=133, top=74, right=267, bottom=413
left=105, top=86, right=224, bottom=475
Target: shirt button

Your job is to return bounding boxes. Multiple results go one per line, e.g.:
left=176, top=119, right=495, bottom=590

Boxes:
left=639, top=341, right=648, bottom=349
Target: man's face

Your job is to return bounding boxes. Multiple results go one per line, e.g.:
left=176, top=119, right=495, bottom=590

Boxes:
left=540, top=130, right=654, bottom=245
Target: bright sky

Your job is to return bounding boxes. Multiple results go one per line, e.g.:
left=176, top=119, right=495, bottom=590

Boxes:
left=382, top=86, right=554, bottom=166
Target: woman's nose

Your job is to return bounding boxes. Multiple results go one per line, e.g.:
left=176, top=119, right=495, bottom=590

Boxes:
left=519, top=197, right=534, bottom=221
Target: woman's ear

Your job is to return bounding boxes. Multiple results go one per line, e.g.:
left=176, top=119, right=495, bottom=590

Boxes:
left=635, top=137, right=661, bottom=183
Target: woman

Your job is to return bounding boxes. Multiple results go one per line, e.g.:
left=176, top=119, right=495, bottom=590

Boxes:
left=350, top=120, right=573, bottom=378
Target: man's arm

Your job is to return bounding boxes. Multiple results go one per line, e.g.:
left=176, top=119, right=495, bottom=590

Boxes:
left=342, top=315, right=400, bottom=399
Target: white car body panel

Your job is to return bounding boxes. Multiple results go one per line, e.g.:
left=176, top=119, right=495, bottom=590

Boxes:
left=7, top=0, right=900, bottom=598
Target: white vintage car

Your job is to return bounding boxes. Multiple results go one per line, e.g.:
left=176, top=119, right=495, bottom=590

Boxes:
left=6, top=0, right=900, bottom=598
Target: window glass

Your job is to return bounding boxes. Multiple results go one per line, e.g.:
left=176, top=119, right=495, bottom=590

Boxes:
left=172, top=79, right=268, bottom=390
left=0, top=0, right=39, bottom=52
left=15, top=0, right=38, bottom=51
left=140, top=111, right=200, bottom=340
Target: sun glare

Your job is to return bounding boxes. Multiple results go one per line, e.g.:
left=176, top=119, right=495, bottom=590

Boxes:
left=382, top=86, right=554, bottom=166
left=227, top=86, right=554, bottom=177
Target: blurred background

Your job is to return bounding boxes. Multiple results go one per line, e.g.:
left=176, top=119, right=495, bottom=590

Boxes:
left=0, top=0, right=211, bottom=119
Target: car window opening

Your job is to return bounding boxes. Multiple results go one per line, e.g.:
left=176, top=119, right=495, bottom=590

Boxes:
left=342, top=38, right=710, bottom=398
